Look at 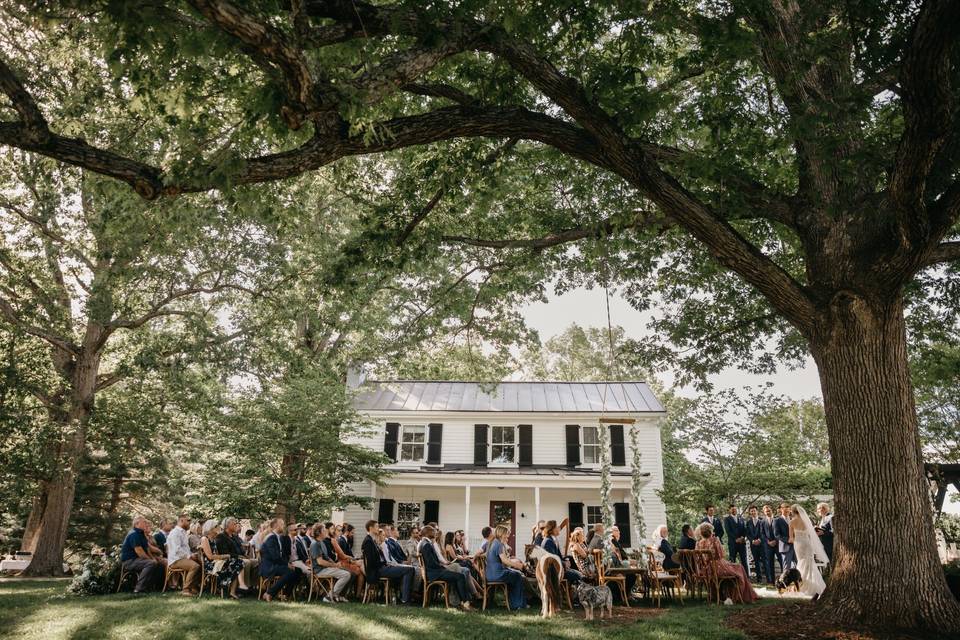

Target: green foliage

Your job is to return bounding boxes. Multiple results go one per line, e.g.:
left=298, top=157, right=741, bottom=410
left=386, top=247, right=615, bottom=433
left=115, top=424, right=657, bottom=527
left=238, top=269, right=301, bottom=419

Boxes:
left=66, top=546, right=124, bottom=596
left=938, top=514, right=960, bottom=545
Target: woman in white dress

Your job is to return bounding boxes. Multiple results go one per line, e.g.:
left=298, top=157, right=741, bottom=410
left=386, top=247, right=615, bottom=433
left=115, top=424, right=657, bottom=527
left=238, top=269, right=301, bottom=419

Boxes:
left=789, top=504, right=829, bottom=597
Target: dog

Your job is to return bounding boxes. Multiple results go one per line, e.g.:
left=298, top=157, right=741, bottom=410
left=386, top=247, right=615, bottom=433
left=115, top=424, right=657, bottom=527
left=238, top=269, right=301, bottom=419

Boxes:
left=776, top=567, right=803, bottom=594
left=528, top=546, right=564, bottom=618
left=574, top=581, right=613, bottom=620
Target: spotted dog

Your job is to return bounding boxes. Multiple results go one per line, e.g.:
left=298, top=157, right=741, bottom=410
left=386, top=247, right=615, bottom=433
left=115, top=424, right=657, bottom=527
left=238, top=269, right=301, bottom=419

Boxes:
left=574, top=581, right=613, bottom=620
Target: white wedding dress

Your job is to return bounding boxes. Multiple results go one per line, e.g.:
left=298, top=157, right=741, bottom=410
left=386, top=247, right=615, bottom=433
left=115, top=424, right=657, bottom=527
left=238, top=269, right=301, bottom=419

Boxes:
left=793, top=506, right=829, bottom=597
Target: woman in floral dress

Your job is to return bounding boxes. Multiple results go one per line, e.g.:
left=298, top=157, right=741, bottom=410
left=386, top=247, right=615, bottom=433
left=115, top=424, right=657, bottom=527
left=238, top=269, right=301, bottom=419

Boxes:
left=695, top=522, right=757, bottom=603
left=199, top=520, right=245, bottom=598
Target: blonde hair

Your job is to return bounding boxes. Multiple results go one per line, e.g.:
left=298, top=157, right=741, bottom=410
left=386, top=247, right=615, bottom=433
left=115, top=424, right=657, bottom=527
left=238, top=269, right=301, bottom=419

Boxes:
left=570, top=527, right=584, bottom=544
left=816, top=502, right=830, bottom=512
left=698, top=522, right=714, bottom=538
left=494, top=524, right=510, bottom=540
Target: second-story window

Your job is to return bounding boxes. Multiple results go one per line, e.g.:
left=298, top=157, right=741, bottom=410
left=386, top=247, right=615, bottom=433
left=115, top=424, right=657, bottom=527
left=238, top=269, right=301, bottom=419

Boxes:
left=582, top=425, right=600, bottom=464
left=400, top=424, right=426, bottom=462
left=490, top=425, right=516, bottom=464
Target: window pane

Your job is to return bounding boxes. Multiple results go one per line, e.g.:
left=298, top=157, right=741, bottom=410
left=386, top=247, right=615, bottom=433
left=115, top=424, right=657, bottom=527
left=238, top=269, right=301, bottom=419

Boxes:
left=491, top=445, right=515, bottom=463
left=582, top=426, right=599, bottom=445
left=402, top=425, right=425, bottom=443
left=583, top=444, right=600, bottom=464
left=397, top=502, right=421, bottom=539
left=587, top=506, right=603, bottom=526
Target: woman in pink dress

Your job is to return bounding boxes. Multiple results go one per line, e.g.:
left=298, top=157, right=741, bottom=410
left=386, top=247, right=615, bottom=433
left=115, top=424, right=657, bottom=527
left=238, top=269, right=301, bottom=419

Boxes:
left=696, top=522, right=757, bottom=603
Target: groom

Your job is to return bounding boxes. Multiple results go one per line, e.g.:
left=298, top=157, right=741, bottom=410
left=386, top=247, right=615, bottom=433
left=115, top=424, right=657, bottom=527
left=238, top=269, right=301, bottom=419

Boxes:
left=774, top=502, right=795, bottom=570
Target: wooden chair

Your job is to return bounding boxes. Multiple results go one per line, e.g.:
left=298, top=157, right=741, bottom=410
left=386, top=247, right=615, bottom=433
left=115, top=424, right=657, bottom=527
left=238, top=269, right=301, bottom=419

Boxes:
left=419, top=560, right=451, bottom=608
left=116, top=564, right=130, bottom=593
left=693, top=549, right=740, bottom=604
left=592, top=549, right=630, bottom=606
left=162, top=561, right=189, bottom=592
left=197, top=559, right=225, bottom=598
left=571, top=549, right=598, bottom=584
left=308, top=572, right=336, bottom=603
left=258, top=575, right=280, bottom=600
left=361, top=556, right=391, bottom=604
left=474, top=554, right=511, bottom=611
left=646, top=550, right=684, bottom=607
left=677, top=550, right=703, bottom=598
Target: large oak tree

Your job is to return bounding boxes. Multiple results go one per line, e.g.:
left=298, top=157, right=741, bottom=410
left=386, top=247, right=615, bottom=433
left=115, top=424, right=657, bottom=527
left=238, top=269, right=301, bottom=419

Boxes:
left=1, top=0, right=959, bottom=630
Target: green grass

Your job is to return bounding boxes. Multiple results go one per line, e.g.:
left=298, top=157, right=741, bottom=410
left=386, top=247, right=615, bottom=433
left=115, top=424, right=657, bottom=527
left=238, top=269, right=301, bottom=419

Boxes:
left=0, top=579, right=750, bottom=640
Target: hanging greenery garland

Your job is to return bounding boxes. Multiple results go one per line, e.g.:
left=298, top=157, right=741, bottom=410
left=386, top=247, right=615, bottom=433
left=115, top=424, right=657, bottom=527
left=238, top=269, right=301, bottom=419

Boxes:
left=629, top=423, right=647, bottom=545
left=598, top=420, right=615, bottom=564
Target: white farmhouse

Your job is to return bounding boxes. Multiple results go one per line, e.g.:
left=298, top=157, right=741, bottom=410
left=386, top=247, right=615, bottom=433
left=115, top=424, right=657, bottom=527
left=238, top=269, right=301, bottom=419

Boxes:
left=337, top=380, right=667, bottom=552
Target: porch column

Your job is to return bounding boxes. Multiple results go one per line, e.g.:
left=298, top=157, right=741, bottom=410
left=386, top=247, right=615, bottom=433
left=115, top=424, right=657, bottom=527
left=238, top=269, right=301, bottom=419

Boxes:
left=534, top=485, right=541, bottom=524
left=464, top=485, right=472, bottom=548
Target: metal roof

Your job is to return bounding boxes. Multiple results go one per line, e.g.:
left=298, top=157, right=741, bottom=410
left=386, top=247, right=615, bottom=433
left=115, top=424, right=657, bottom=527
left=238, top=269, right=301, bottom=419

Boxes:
left=353, top=381, right=664, bottom=413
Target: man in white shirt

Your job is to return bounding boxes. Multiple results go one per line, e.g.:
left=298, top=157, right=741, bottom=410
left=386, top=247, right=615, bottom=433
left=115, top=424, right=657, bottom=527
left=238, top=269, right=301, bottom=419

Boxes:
left=165, top=513, right=200, bottom=595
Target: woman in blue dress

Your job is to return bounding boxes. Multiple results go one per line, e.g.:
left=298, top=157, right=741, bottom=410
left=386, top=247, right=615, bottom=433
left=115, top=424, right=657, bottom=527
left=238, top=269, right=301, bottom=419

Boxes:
left=485, top=524, right=526, bottom=610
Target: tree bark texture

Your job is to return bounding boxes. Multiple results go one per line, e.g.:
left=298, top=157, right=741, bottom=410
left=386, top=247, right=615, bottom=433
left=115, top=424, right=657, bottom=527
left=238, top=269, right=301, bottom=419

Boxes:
left=811, top=293, right=960, bottom=630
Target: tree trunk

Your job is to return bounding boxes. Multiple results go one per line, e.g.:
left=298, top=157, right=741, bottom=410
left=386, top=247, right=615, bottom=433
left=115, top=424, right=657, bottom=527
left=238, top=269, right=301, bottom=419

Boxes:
left=810, top=292, right=960, bottom=631
left=20, top=489, right=48, bottom=554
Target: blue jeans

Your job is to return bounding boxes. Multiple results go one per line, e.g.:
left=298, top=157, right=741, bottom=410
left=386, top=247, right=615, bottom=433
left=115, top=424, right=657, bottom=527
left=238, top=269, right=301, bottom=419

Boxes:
left=378, top=564, right=415, bottom=603
left=499, top=568, right=526, bottom=609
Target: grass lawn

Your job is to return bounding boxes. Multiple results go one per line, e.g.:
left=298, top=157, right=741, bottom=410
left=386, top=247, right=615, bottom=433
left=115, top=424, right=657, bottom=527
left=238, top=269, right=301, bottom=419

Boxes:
left=0, top=579, right=752, bottom=640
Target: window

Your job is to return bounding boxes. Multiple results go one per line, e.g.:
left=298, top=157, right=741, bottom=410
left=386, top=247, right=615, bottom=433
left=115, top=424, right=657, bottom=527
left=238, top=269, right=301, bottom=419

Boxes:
left=397, top=502, right=421, bottom=539
left=490, top=425, right=516, bottom=464
left=400, top=425, right=426, bottom=462
left=582, top=425, right=600, bottom=464
left=586, top=506, right=603, bottom=528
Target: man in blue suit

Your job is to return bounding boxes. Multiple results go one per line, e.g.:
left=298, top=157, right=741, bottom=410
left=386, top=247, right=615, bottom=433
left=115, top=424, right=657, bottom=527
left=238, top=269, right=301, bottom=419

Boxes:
left=361, top=520, right=414, bottom=604
left=701, top=505, right=724, bottom=545
left=259, top=518, right=303, bottom=601
left=760, top=504, right=781, bottom=582
left=420, top=525, right=472, bottom=608
left=774, top=502, right=795, bottom=570
left=744, top=505, right=767, bottom=583
left=723, top=505, right=749, bottom=575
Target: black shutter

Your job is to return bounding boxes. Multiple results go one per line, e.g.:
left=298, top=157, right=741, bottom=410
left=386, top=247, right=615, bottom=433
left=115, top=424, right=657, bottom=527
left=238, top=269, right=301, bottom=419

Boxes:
left=610, top=424, right=626, bottom=466
left=377, top=498, right=395, bottom=524
left=384, top=423, right=399, bottom=462
left=518, top=424, right=533, bottom=466
left=568, top=502, right=585, bottom=531
left=474, top=424, right=489, bottom=466
left=427, top=423, right=443, bottom=465
left=614, top=502, right=631, bottom=547
left=424, top=500, right=439, bottom=524
left=565, top=425, right=581, bottom=467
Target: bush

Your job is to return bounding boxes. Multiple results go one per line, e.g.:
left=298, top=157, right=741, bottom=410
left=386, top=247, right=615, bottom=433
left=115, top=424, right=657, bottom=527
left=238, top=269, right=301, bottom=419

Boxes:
left=66, top=546, right=126, bottom=596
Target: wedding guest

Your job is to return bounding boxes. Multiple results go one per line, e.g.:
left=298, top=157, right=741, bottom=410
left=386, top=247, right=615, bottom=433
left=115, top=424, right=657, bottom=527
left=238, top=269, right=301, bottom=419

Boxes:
left=421, top=525, right=473, bottom=610
left=651, top=524, right=679, bottom=570
left=454, top=530, right=470, bottom=557
left=165, top=513, right=201, bottom=595
left=142, top=521, right=165, bottom=564
left=216, top=517, right=253, bottom=591
left=679, top=524, right=696, bottom=551
left=310, top=523, right=352, bottom=602
left=259, top=518, right=302, bottom=602
left=761, top=504, right=781, bottom=582
left=120, top=516, right=162, bottom=593
left=361, top=520, right=414, bottom=604
left=382, top=525, right=407, bottom=565
left=477, top=526, right=494, bottom=555
left=339, top=524, right=355, bottom=557
left=289, top=523, right=312, bottom=575
left=567, top=527, right=596, bottom=578
left=775, top=502, right=796, bottom=569
left=696, top=522, right=757, bottom=603
left=242, top=529, right=256, bottom=559
left=816, top=502, right=834, bottom=562
left=251, top=522, right=270, bottom=551
left=200, top=519, right=245, bottom=599
left=188, top=522, right=203, bottom=553
left=541, top=519, right=583, bottom=584
left=610, top=525, right=636, bottom=601
left=326, top=522, right=364, bottom=592
left=485, top=525, right=526, bottom=610
left=586, top=523, right=605, bottom=551
left=701, top=505, right=724, bottom=544
left=744, top=505, right=767, bottom=583
left=154, top=518, right=173, bottom=552
left=723, top=505, right=749, bottom=574
left=532, top=520, right=546, bottom=546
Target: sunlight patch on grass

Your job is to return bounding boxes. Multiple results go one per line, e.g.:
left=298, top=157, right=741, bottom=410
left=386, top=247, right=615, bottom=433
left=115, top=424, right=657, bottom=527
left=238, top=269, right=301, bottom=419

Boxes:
left=10, top=603, right=100, bottom=640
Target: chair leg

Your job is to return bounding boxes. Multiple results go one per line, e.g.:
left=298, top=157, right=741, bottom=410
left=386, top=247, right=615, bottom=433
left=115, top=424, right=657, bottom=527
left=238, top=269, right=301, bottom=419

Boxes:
left=443, top=585, right=449, bottom=608
left=564, top=583, right=573, bottom=610
left=502, top=585, right=511, bottom=612
left=482, top=586, right=488, bottom=611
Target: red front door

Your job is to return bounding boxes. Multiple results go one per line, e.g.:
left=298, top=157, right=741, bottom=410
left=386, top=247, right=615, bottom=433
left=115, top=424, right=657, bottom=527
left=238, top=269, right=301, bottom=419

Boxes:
left=489, top=500, right=517, bottom=552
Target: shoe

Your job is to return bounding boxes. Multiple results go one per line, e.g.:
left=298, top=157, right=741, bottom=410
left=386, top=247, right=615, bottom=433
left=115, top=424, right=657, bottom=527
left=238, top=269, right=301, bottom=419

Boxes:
left=322, top=596, right=335, bottom=603
left=263, top=593, right=273, bottom=602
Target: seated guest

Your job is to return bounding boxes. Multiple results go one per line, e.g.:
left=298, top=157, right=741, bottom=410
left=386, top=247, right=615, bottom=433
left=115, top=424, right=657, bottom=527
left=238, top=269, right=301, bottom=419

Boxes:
left=444, top=531, right=471, bottom=568
left=339, top=524, right=355, bottom=557
left=153, top=518, right=173, bottom=553
left=142, top=521, right=166, bottom=565
left=120, top=516, right=162, bottom=593
left=477, top=527, right=494, bottom=555
left=251, top=522, right=270, bottom=551
left=216, top=517, right=253, bottom=592
left=609, top=525, right=636, bottom=602
left=259, top=518, right=302, bottom=602
left=696, top=522, right=757, bottom=603
left=541, top=519, right=583, bottom=585
left=679, top=524, right=696, bottom=551
left=454, top=530, right=470, bottom=557
left=289, top=523, right=312, bottom=575
left=165, top=513, right=201, bottom=595
left=586, top=523, right=605, bottom=551
left=420, top=525, right=472, bottom=610
left=532, top=520, right=545, bottom=546
left=361, top=520, right=414, bottom=604
left=382, top=525, right=407, bottom=565
left=297, top=523, right=313, bottom=564
left=200, top=519, right=245, bottom=599
left=310, top=522, right=353, bottom=602
left=486, top=525, right=526, bottom=610
left=567, top=526, right=596, bottom=579
left=651, top=524, right=680, bottom=570
left=326, top=522, right=364, bottom=592
left=242, top=529, right=256, bottom=559
left=188, top=522, right=203, bottom=552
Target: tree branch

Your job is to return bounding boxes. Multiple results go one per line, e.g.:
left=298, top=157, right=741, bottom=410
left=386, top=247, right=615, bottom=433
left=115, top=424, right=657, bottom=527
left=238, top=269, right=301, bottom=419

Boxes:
left=0, top=294, right=77, bottom=355
left=923, top=241, right=960, bottom=266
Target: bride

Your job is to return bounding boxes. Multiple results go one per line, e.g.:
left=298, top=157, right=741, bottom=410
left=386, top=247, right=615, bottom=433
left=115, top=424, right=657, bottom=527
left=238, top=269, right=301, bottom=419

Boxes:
left=789, top=504, right=829, bottom=598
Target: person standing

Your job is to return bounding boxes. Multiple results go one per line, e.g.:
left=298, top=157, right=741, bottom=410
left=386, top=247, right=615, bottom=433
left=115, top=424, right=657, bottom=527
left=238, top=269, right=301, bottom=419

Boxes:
left=774, top=502, right=796, bottom=569
left=120, top=516, right=162, bottom=593
left=760, top=504, right=780, bottom=582
left=723, top=505, right=749, bottom=575
left=701, top=505, right=724, bottom=545
left=165, top=513, right=201, bottom=595
left=744, top=505, right=766, bottom=583
left=815, top=502, right=834, bottom=562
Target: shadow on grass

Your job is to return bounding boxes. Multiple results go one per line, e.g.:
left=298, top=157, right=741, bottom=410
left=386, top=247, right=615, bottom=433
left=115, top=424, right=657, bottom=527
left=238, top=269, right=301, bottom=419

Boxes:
left=0, top=580, right=750, bottom=640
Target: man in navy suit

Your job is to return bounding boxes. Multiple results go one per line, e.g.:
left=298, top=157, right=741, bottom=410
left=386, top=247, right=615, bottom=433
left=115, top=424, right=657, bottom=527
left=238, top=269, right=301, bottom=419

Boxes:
left=420, top=525, right=472, bottom=608
left=774, top=502, right=795, bottom=569
left=760, top=504, right=781, bottom=582
left=701, top=505, right=724, bottom=545
left=361, top=520, right=414, bottom=604
left=723, top=505, right=749, bottom=575
left=744, top=505, right=767, bottom=583
left=259, top=518, right=303, bottom=601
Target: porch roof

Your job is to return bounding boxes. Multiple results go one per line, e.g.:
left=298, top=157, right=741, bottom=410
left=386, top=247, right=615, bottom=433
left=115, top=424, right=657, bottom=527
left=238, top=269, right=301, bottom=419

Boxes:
left=392, top=464, right=640, bottom=477
left=380, top=465, right=649, bottom=488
